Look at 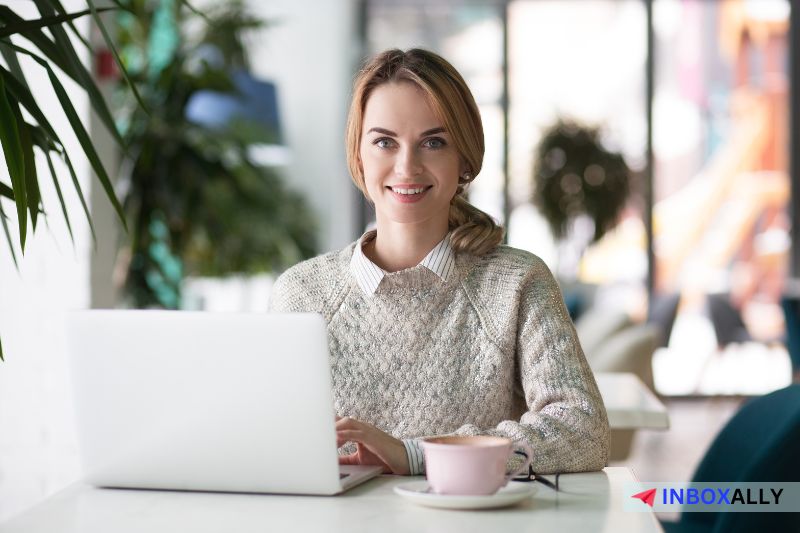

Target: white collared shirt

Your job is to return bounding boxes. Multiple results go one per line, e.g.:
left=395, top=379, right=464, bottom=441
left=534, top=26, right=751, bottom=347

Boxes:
left=348, top=230, right=457, bottom=472
left=349, top=230, right=457, bottom=295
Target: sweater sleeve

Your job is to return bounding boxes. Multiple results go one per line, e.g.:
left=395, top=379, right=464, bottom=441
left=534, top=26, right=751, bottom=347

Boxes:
left=267, top=247, right=352, bottom=316
left=268, top=269, right=299, bottom=313
left=434, top=256, right=610, bottom=475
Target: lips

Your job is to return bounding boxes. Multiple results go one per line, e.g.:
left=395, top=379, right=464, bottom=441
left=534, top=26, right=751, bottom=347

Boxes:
left=385, top=184, right=432, bottom=203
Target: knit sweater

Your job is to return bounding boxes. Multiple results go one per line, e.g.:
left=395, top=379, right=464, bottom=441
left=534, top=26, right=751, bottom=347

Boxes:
left=269, top=239, right=609, bottom=475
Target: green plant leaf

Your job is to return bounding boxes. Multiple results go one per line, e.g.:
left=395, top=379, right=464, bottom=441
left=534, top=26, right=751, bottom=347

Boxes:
left=0, top=8, right=128, bottom=153
left=45, top=66, right=127, bottom=231
left=21, top=119, right=39, bottom=230
left=0, top=194, right=19, bottom=269
left=8, top=42, right=128, bottom=233
left=31, top=0, right=126, bottom=149
left=0, top=47, right=39, bottom=229
left=7, top=97, right=41, bottom=231
left=38, top=0, right=92, bottom=50
left=0, top=74, right=27, bottom=250
left=39, top=140, right=74, bottom=243
left=85, top=0, right=148, bottom=115
left=62, top=149, right=97, bottom=243
left=1, top=67, right=72, bottom=233
left=179, top=0, right=213, bottom=24
left=0, top=41, right=30, bottom=91
left=0, top=9, right=82, bottom=89
left=0, top=182, right=13, bottom=200
left=0, top=6, right=115, bottom=40
left=0, top=66, right=62, bottom=143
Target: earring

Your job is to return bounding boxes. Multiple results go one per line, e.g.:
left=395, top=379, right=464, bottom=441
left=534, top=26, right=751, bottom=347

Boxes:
left=461, top=172, right=472, bottom=183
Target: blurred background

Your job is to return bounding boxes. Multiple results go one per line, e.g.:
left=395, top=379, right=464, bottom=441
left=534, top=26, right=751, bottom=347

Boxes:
left=0, top=0, right=797, bottom=522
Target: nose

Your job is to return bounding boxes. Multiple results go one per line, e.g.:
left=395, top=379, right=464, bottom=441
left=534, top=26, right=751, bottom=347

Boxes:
left=394, top=146, right=423, bottom=178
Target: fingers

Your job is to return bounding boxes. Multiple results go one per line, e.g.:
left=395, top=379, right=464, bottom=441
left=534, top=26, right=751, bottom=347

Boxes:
left=338, top=446, right=391, bottom=474
left=338, top=453, right=359, bottom=465
left=336, top=431, right=404, bottom=475
left=336, top=416, right=354, bottom=448
left=336, top=416, right=382, bottom=430
left=336, top=417, right=368, bottom=445
left=336, top=428, right=362, bottom=442
left=336, top=429, right=365, bottom=448
left=335, top=418, right=353, bottom=443
left=335, top=416, right=359, bottom=430
left=335, top=417, right=387, bottom=453
left=335, top=418, right=389, bottom=447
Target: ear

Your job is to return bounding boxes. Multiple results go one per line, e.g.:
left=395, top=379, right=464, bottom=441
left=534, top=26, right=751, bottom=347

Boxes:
left=458, top=157, right=470, bottom=178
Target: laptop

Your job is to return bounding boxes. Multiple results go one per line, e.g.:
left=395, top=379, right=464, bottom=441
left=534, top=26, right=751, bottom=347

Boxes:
left=65, top=310, right=383, bottom=495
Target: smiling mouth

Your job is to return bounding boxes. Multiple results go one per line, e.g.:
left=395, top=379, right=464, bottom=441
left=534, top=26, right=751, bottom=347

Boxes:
left=386, top=185, right=433, bottom=196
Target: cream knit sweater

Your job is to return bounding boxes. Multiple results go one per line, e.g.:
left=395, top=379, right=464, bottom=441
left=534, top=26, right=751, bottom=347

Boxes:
left=269, top=241, right=609, bottom=475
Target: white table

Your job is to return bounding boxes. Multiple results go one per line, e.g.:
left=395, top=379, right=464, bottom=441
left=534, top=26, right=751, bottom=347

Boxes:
left=595, top=372, right=670, bottom=461
left=1, top=467, right=662, bottom=533
left=595, top=372, right=670, bottom=430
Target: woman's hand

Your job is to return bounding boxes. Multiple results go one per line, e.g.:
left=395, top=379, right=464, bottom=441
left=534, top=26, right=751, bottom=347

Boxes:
left=336, top=416, right=410, bottom=475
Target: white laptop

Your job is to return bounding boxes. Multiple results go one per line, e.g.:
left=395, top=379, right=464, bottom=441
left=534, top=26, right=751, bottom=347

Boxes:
left=65, top=310, right=382, bottom=495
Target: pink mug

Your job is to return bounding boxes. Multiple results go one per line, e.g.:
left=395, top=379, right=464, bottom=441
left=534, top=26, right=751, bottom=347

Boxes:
left=420, top=436, right=533, bottom=495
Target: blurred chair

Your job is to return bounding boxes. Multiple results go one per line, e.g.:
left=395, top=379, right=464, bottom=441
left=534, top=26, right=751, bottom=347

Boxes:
left=584, top=324, right=661, bottom=461
left=647, top=292, right=681, bottom=348
left=662, top=384, right=800, bottom=533
left=560, top=281, right=599, bottom=322
left=575, top=307, right=632, bottom=358
left=588, top=324, right=659, bottom=391
left=706, top=292, right=751, bottom=346
left=781, top=294, right=800, bottom=375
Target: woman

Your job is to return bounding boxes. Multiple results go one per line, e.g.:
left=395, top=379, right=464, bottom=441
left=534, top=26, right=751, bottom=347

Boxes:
left=269, top=48, right=609, bottom=476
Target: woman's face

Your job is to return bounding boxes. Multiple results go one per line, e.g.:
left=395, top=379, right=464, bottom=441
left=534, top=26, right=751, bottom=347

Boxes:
left=359, top=81, right=464, bottom=227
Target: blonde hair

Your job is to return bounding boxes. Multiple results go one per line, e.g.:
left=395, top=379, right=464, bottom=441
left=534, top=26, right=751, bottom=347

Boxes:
left=345, top=48, right=503, bottom=256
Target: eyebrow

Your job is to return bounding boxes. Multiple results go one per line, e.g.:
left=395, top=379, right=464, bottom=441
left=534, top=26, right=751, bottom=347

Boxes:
left=365, top=127, right=447, bottom=137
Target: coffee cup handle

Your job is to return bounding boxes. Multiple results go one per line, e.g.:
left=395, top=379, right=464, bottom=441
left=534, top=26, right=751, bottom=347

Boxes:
left=505, top=441, right=533, bottom=482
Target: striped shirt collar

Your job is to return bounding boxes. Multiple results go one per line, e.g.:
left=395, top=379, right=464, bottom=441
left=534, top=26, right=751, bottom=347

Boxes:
left=349, top=231, right=457, bottom=295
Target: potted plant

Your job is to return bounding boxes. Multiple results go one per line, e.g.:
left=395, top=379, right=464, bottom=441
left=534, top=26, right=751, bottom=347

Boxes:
left=532, top=119, right=635, bottom=281
left=0, top=0, right=143, bottom=360
left=113, top=0, right=317, bottom=309
left=533, top=119, right=632, bottom=245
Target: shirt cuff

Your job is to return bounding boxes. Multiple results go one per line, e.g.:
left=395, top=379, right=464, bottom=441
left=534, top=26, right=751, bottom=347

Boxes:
left=402, top=438, right=425, bottom=475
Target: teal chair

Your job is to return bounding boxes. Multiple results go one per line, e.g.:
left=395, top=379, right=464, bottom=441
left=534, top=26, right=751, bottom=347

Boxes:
left=781, top=295, right=800, bottom=374
left=662, top=384, right=800, bottom=533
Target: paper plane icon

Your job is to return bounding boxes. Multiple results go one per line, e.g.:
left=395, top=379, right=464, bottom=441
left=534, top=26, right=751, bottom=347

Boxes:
left=631, top=488, right=656, bottom=507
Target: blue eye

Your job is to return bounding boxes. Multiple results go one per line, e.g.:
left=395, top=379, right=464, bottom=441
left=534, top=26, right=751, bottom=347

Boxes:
left=374, top=138, right=395, bottom=149
left=423, top=137, right=446, bottom=149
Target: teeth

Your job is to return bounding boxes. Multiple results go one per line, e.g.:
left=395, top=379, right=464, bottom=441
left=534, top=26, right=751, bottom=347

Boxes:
left=391, top=187, right=426, bottom=195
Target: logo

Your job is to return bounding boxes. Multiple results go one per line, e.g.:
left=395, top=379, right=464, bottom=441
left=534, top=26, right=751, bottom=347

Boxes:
left=631, top=488, right=657, bottom=507
left=625, top=482, right=799, bottom=513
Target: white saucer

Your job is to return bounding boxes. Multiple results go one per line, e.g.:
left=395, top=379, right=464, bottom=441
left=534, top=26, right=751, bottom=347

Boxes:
left=393, top=481, right=537, bottom=510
